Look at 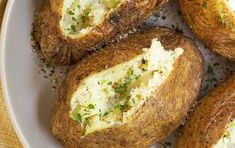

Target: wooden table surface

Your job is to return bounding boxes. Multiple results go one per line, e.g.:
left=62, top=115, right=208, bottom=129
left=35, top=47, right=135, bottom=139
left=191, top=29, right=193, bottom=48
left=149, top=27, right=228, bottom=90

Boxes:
left=0, top=0, right=23, bottom=147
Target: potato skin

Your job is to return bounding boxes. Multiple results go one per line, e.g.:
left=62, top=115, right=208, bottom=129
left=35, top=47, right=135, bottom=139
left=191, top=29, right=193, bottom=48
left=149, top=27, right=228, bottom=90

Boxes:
left=50, top=27, right=204, bottom=148
left=177, top=75, right=235, bottom=148
left=179, top=0, right=235, bottom=61
left=33, top=0, right=168, bottom=65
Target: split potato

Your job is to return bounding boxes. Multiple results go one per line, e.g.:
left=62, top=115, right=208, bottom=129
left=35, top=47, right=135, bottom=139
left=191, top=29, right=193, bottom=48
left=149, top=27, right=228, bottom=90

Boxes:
left=179, top=0, right=235, bottom=60
left=33, top=0, right=167, bottom=65
left=51, top=27, right=204, bottom=147
left=177, top=75, right=235, bottom=148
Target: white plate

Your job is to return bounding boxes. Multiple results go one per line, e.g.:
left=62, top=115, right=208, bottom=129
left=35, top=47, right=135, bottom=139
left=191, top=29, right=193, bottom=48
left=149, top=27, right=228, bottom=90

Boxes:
left=1, top=0, right=234, bottom=148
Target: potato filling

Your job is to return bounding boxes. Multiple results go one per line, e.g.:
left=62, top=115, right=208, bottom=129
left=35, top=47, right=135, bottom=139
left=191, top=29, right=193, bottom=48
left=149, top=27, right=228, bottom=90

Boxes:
left=214, top=119, right=235, bottom=148
left=61, top=0, right=124, bottom=36
left=227, top=0, right=235, bottom=13
left=70, top=39, right=184, bottom=135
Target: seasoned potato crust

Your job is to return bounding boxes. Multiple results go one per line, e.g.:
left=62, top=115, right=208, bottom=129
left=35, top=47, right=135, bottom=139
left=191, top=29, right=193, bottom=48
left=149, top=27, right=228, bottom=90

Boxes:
left=177, top=75, right=235, bottom=148
left=179, top=0, right=235, bottom=60
left=51, top=27, right=204, bottom=148
left=33, top=0, right=167, bottom=65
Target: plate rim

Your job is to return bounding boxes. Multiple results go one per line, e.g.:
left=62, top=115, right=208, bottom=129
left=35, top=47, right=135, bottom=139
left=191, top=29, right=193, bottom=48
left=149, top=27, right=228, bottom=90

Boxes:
left=0, top=0, right=29, bottom=147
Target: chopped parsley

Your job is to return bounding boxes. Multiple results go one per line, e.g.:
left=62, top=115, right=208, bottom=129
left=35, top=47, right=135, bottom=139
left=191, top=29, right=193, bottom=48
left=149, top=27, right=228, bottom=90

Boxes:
left=88, top=104, right=95, bottom=109
left=68, top=11, right=75, bottom=15
left=71, top=25, right=77, bottom=32
left=72, top=17, right=77, bottom=21
left=113, top=68, right=134, bottom=94
left=81, top=10, right=90, bottom=23
left=114, top=83, right=128, bottom=94
left=207, top=65, right=215, bottom=75
left=103, top=112, right=109, bottom=116
left=131, top=98, right=136, bottom=104
left=135, top=75, right=141, bottom=80
left=85, top=118, right=91, bottom=127
left=154, top=11, right=161, bottom=20
left=107, top=81, right=113, bottom=85
left=81, top=15, right=86, bottom=23
left=74, top=113, right=82, bottom=122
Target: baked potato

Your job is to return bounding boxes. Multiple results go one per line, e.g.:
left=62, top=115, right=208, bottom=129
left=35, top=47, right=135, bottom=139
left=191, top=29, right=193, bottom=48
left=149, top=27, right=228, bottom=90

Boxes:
left=33, top=0, right=167, bottom=65
left=177, top=75, right=235, bottom=148
left=179, top=0, right=235, bottom=61
left=50, top=27, right=204, bottom=147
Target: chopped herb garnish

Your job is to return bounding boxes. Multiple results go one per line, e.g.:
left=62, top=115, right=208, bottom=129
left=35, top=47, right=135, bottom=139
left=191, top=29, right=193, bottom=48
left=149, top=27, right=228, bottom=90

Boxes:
left=107, top=81, right=113, bottom=85
left=72, top=17, right=77, bottom=21
left=103, top=112, right=109, bottom=116
left=77, top=5, right=81, bottom=9
left=207, top=65, right=215, bottom=75
left=85, top=118, right=91, bottom=127
left=81, top=10, right=90, bottom=23
left=135, top=75, right=141, bottom=80
left=68, top=11, right=75, bottom=15
left=84, top=11, right=90, bottom=16
left=88, top=104, right=95, bottom=109
left=71, top=25, right=77, bottom=32
left=83, top=113, right=89, bottom=116
left=154, top=11, right=161, bottom=19
left=127, top=68, right=134, bottom=76
left=114, top=82, right=129, bottom=94
left=81, top=15, right=86, bottom=23
left=131, top=98, right=135, bottom=104
left=74, top=113, right=82, bottom=122
left=46, top=63, right=51, bottom=68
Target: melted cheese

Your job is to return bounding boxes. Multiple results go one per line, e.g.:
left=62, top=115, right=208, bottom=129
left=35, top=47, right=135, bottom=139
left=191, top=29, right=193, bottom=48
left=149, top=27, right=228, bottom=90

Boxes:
left=70, top=39, right=184, bottom=136
left=60, top=0, right=124, bottom=37
left=214, top=119, right=235, bottom=148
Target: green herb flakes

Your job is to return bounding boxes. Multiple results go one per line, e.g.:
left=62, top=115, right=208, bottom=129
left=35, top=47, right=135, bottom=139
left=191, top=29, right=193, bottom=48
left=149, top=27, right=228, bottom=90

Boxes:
left=68, top=11, right=75, bottom=15
left=88, top=104, right=95, bottom=109
left=74, top=113, right=82, bottom=122
left=107, top=81, right=113, bottom=85
left=71, top=25, right=77, bottom=32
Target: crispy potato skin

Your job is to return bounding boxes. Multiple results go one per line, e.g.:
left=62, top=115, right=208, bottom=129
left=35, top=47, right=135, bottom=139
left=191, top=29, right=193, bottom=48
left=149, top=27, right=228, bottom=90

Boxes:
left=179, top=0, right=235, bottom=61
left=177, top=75, right=235, bottom=148
left=50, top=27, right=204, bottom=148
left=33, top=0, right=168, bottom=65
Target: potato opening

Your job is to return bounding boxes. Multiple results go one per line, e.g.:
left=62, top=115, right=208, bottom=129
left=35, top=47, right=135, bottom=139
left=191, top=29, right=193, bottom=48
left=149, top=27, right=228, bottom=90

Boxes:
left=214, top=119, right=235, bottom=147
left=60, top=0, right=124, bottom=37
left=70, top=39, right=184, bottom=136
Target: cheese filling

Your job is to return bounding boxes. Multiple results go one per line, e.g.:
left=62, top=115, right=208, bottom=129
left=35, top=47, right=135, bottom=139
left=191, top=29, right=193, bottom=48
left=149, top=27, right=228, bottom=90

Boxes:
left=61, top=0, right=124, bottom=37
left=70, top=39, right=184, bottom=136
left=214, top=119, right=235, bottom=148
